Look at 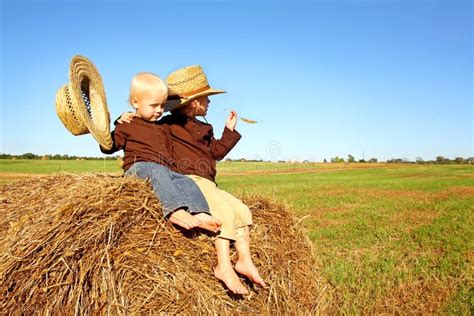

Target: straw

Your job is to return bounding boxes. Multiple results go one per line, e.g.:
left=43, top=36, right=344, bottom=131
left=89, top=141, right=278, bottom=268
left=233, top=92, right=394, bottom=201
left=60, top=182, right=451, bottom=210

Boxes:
left=224, top=108, right=258, bottom=124
left=0, top=174, right=325, bottom=314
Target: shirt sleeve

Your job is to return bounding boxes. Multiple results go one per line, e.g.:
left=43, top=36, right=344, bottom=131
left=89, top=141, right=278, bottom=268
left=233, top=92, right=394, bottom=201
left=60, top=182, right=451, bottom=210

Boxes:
left=209, top=126, right=242, bottom=160
left=163, top=125, right=175, bottom=167
left=100, top=124, right=127, bottom=154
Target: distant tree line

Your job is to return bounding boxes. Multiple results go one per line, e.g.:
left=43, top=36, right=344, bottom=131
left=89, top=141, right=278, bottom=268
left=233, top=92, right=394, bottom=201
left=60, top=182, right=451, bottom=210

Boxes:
left=326, top=154, right=473, bottom=165
left=0, top=153, right=121, bottom=161
left=327, top=155, right=379, bottom=163
left=2, top=153, right=473, bottom=165
left=224, top=158, right=266, bottom=163
left=386, top=156, right=474, bottom=165
left=337, top=155, right=472, bottom=165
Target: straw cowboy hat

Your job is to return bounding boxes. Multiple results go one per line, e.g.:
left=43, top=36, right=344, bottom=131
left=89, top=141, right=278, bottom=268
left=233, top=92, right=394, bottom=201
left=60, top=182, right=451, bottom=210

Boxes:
left=55, top=55, right=113, bottom=150
left=164, top=65, right=225, bottom=112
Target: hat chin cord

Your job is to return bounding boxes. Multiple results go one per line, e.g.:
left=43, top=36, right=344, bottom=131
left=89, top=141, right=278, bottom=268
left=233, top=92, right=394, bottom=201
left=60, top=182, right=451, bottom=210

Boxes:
left=196, top=105, right=208, bottom=123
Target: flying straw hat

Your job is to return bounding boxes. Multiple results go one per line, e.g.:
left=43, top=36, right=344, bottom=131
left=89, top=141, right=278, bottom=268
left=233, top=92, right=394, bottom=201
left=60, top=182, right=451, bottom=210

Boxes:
left=164, top=65, right=225, bottom=112
left=55, top=55, right=113, bottom=150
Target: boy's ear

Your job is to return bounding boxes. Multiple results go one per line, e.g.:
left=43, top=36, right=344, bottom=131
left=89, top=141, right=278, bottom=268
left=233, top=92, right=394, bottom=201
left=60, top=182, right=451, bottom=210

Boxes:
left=131, top=97, right=139, bottom=109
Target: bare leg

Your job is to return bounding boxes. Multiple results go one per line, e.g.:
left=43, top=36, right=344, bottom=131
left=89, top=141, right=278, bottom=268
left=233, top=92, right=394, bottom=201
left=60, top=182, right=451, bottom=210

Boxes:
left=213, top=238, right=248, bottom=295
left=168, top=209, right=202, bottom=230
left=194, top=213, right=222, bottom=233
left=234, top=226, right=266, bottom=287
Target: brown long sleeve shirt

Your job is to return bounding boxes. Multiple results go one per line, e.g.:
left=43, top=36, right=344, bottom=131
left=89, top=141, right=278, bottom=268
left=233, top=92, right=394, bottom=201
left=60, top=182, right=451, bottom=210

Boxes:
left=160, top=113, right=241, bottom=182
left=101, top=117, right=173, bottom=171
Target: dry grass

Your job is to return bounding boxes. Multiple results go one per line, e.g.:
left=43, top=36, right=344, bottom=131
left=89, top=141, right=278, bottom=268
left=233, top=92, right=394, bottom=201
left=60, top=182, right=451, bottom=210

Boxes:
left=0, top=173, right=325, bottom=314
left=372, top=278, right=457, bottom=314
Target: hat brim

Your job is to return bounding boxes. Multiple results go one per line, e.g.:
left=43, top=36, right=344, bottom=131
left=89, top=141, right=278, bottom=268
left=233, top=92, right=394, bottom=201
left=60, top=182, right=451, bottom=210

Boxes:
left=68, top=55, right=113, bottom=150
left=164, top=88, right=225, bottom=112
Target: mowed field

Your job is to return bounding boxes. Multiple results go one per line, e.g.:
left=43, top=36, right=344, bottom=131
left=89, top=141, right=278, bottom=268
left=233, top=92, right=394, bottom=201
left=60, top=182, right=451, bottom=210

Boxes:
left=1, top=160, right=473, bottom=314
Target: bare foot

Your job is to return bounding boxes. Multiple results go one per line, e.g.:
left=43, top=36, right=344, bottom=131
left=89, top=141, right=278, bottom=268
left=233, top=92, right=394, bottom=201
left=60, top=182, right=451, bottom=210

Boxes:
left=169, top=209, right=202, bottom=230
left=194, top=213, right=222, bottom=233
left=235, top=258, right=266, bottom=287
left=214, top=265, right=249, bottom=295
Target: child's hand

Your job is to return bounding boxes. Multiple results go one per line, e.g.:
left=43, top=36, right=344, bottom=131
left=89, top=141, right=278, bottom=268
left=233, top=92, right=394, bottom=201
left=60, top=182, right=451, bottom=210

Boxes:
left=117, top=112, right=136, bottom=124
left=225, top=111, right=237, bottom=131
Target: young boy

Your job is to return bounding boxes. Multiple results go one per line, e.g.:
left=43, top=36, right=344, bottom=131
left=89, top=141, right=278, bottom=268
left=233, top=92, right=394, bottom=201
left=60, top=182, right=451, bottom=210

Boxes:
left=119, top=66, right=265, bottom=295
left=102, top=72, right=221, bottom=233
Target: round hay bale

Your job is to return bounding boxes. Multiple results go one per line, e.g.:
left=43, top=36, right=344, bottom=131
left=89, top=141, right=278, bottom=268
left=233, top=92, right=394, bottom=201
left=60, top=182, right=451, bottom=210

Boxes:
left=0, top=174, right=324, bottom=314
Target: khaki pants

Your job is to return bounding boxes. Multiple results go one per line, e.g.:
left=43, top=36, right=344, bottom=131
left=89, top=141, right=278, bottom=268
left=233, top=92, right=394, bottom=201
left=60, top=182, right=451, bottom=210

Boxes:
left=188, top=175, right=253, bottom=241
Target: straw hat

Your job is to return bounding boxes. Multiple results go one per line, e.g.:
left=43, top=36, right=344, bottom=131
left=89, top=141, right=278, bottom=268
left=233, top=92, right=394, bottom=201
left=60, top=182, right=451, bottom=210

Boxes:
left=55, top=55, right=113, bottom=150
left=164, top=65, right=225, bottom=112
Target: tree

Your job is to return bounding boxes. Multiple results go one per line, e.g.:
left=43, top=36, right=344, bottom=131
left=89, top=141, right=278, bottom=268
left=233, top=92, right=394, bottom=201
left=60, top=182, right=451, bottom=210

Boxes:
left=369, top=158, right=378, bottom=163
left=331, top=156, right=344, bottom=163
left=323, top=158, right=327, bottom=163
left=436, top=156, right=447, bottom=164
left=21, top=152, right=36, bottom=159
left=347, top=154, right=355, bottom=163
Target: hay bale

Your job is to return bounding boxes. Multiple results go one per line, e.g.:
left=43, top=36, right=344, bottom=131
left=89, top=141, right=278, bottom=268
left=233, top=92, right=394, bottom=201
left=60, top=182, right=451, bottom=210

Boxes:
left=0, top=174, right=324, bottom=314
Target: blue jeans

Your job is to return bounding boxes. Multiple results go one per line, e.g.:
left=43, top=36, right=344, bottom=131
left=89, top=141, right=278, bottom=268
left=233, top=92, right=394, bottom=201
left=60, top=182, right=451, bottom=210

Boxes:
left=125, top=162, right=210, bottom=217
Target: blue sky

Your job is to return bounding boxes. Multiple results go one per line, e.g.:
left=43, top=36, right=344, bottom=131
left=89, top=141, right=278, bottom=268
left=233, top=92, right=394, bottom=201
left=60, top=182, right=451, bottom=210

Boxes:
left=1, top=0, right=472, bottom=162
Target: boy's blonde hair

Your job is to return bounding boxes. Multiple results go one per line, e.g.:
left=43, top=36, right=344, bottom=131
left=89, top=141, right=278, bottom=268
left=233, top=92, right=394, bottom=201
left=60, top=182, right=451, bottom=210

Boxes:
left=128, top=72, right=168, bottom=105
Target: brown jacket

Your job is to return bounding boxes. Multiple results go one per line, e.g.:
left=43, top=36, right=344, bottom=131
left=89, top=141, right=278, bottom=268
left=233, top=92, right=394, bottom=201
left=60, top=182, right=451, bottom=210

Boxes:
left=101, top=117, right=173, bottom=171
left=160, top=113, right=241, bottom=182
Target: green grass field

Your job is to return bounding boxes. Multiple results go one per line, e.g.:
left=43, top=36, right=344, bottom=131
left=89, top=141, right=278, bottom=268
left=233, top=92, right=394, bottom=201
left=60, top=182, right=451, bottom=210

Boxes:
left=0, top=159, right=122, bottom=175
left=218, top=164, right=474, bottom=314
left=1, top=160, right=473, bottom=314
left=0, top=159, right=381, bottom=175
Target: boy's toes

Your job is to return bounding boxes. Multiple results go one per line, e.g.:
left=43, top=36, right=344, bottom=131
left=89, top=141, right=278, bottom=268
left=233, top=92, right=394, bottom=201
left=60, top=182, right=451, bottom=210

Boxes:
left=214, top=266, right=248, bottom=295
left=235, top=259, right=266, bottom=287
left=194, top=213, right=222, bottom=233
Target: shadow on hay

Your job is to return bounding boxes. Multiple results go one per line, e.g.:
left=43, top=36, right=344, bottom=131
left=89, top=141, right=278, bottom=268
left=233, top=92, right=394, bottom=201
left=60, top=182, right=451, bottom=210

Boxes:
left=0, top=173, right=324, bottom=314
